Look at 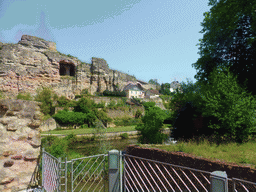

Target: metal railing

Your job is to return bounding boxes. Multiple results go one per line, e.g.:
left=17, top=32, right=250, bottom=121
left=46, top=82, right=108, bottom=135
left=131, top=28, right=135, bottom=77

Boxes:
left=123, top=154, right=211, bottom=192
left=40, top=149, right=256, bottom=192
left=230, top=177, right=256, bottom=191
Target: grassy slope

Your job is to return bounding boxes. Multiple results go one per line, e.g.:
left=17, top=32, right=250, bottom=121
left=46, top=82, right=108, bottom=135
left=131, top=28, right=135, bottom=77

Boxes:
left=139, top=138, right=256, bottom=169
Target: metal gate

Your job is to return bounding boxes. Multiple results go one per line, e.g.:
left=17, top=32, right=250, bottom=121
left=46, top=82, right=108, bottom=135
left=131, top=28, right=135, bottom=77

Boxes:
left=42, top=149, right=256, bottom=192
left=70, top=153, right=108, bottom=192
left=42, top=148, right=108, bottom=192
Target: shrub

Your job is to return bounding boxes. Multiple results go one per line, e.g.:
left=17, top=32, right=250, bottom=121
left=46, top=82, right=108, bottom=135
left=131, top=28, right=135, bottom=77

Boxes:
left=80, top=124, right=88, bottom=129
left=103, top=90, right=126, bottom=97
left=107, top=99, right=116, bottom=109
left=73, top=97, right=96, bottom=113
left=35, top=87, right=56, bottom=116
left=120, top=133, right=129, bottom=139
left=81, top=89, right=90, bottom=96
left=16, top=92, right=32, bottom=100
left=136, top=106, right=167, bottom=144
left=170, top=66, right=256, bottom=144
left=135, top=109, right=142, bottom=119
left=142, top=102, right=156, bottom=111
left=52, top=110, right=95, bottom=126
left=113, top=116, right=141, bottom=126
left=56, top=96, right=70, bottom=107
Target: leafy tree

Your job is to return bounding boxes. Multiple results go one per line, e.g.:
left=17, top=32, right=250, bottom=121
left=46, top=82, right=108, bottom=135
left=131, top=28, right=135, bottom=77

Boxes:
left=193, top=0, right=256, bottom=95
left=159, top=83, right=172, bottom=95
left=73, top=97, right=95, bottom=114
left=198, top=66, right=256, bottom=143
left=35, top=87, right=56, bottom=116
left=142, top=101, right=156, bottom=111
left=148, top=79, right=160, bottom=86
left=136, top=106, right=168, bottom=144
left=57, top=95, right=70, bottom=107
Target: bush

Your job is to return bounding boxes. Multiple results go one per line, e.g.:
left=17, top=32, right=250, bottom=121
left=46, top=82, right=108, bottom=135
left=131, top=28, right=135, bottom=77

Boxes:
left=16, top=92, right=33, bottom=100
left=114, top=116, right=141, bottom=126
left=93, top=108, right=111, bottom=127
left=107, top=100, right=116, bottom=109
left=52, top=110, right=96, bottom=126
left=42, top=136, right=69, bottom=158
left=170, top=66, right=256, bottom=144
left=198, top=66, right=256, bottom=144
left=35, top=87, right=56, bottom=116
left=80, top=124, right=88, bottom=129
left=120, top=133, right=129, bottom=139
left=135, top=109, right=142, bottom=119
left=73, top=97, right=96, bottom=114
left=135, top=106, right=168, bottom=144
left=142, top=102, right=156, bottom=111
left=95, top=101, right=106, bottom=108
left=103, top=90, right=126, bottom=97
left=56, top=95, right=70, bottom=107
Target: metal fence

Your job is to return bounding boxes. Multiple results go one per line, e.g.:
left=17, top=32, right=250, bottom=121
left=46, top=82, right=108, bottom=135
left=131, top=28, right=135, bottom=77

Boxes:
left=123, top=154, right=212, bottom=192
left=122, top=153, right=256, bottom=192
left=40, top=149, right=256, bottom=192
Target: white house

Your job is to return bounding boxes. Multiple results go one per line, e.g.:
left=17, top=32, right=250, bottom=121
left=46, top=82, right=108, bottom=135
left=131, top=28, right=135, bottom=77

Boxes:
left=123, top=83, right=144, bottom=99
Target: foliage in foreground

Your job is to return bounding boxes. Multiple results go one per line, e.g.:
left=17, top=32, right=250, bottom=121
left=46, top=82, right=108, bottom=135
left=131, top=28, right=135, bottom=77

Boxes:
left=136, top=106, right=168, bottom=144
left=169, top=66, right=256, bottom=144
left=35, top=87, right=58, bottom=116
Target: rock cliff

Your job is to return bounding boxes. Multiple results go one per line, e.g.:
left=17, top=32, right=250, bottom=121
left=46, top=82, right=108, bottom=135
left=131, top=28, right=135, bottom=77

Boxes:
left=0, top=99, right=43, bottom=191
left=0, top=35, right=155, bottom=99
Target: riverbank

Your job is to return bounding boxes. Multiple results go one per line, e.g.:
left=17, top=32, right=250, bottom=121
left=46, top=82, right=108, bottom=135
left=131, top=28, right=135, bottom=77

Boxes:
left=41, top=128, right=171, bottom=141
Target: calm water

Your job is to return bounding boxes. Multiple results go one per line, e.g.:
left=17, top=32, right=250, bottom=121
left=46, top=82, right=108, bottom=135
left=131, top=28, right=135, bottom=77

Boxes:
left=63, top=137, right=139, bottom=192
left=69, top=137, right=139, bottom=156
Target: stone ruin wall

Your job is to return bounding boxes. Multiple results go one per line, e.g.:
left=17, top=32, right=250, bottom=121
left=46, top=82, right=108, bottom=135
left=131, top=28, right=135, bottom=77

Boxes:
left=0, top=99, right=44, bottom=191
left=0, top=35, right=144, bottom=100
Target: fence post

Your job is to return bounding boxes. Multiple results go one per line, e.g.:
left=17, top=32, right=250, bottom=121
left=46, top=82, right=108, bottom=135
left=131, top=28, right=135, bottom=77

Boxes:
left=108, top=149, right=120, bottom=192
left=42, top=148, right=45, bottom=192
left=58, top=157, right=61, bottom=192
left=210, top=171, right=228, bottom=192
left=65, top=157, right=67, bottom=192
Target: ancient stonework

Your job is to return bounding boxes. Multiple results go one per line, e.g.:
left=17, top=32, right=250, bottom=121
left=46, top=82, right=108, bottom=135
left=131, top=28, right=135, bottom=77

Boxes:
left=0, top=35, right=155, bottom=99
left=0, top=99, right=43, bottom=191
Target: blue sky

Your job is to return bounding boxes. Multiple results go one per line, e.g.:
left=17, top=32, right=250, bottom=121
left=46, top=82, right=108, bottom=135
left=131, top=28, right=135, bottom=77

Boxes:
left=0, top=0, right=210, bottom=85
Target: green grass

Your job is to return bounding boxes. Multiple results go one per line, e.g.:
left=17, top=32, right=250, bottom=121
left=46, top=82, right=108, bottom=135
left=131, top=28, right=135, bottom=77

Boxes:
left=41, top=125, right=137, bottom=135
left=139, top=137, right=256, bottom=169
left=41, top=124, right=171, bottom=135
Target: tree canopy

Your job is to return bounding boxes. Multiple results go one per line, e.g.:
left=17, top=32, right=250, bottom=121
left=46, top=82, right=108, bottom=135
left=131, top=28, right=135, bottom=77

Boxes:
left=193, top=0, right=256, bottom=95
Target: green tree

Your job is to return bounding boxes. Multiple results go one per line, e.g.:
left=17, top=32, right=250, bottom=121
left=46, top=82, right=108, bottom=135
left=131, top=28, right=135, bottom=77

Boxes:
left=198, top=66, right=256, bottom=143
left=142, top=101, right=156, bottom=111
left=35, top=87, right=56, bottom=116
left=159, top=83, right=171, bottom=95
left=136, top=106, right=168, bottom=144
left=148, top=79, right=160, bottom=85
left=193, top=0, right=256, bottom=95
left=73, top=97, right=95, bottom=114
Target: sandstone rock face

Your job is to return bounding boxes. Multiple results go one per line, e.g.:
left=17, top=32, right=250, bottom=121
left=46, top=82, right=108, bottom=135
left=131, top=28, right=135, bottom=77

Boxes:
left=39, top=117, right=57, bottom=132
left=0, top=99, right=42, bottom=191
left=0, top=35, right=156, bottom=99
